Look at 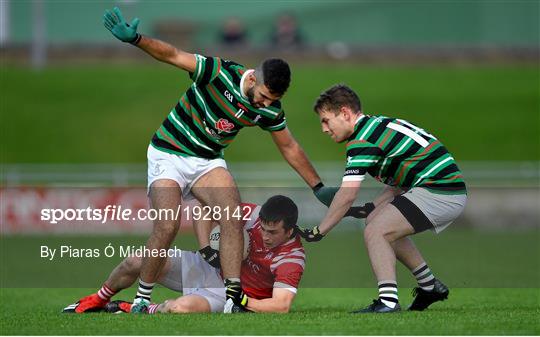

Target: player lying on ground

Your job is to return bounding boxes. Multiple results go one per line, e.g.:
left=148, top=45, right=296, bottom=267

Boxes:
left=63, top=195, right=305, bottom=314
left=300, top=84, right=467, bottom=313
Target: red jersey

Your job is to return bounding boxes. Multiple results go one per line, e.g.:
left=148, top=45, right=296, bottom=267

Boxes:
left=239, top=203, right=306, bottom=299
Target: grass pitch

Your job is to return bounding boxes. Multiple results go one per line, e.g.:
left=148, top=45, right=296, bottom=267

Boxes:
left=1, top=288, right=538, bottom=335
left=1, top=229, right=539, bottom=335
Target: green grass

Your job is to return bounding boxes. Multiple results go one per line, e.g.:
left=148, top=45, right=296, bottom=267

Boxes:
left=1, top=288, right=539, bottom=335
left=1, top=63, right=538, bottom=163
left=1, top=229, right=539, bottom=334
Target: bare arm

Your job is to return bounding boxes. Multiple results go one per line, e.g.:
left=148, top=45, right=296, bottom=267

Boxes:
left=246, top=288, right=296, bottom=313
left=271, top=128, right=321, bottom=188
left=318, top=180, right=362, bottom=235
left=135, top=35, right=197, bottom=72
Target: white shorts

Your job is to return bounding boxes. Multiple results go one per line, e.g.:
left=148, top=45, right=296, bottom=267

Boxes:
left=158, top=250, right=226, bottom=313
left=147, top=145, right=227, bottom=198
left=391, top=187, right=467, bottom=233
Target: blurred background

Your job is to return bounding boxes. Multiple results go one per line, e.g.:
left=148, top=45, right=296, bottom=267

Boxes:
left=0, top=1, right=538, bottom=288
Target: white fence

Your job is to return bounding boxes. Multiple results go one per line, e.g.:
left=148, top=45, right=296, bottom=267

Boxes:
left=2, top=161, right=539, bottom=187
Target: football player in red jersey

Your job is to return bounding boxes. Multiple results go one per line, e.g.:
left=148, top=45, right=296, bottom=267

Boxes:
left=63, top=195, right=305, bottom=314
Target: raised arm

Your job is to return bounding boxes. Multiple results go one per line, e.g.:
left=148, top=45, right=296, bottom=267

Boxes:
left=136, top=36, right=196, bottom=72
left=103, top=7, right=196, bottom=72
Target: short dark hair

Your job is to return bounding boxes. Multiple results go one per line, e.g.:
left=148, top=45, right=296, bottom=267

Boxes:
left=313, top=84, right=362, bottom=114
left=256, top=58, right=291, bottom=95
left=259, top=195, right=298, bottom=232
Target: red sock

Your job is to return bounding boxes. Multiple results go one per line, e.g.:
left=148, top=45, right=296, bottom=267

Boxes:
left=97, top=284, right=116, bottom=301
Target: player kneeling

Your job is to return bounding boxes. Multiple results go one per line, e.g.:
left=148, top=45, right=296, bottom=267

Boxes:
left=62, top=195, right=305, bottom=314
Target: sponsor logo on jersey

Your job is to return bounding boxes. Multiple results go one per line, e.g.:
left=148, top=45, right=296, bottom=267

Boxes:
left=205, top=126, right=222, bottom=139
left=224, top=90, right=234, bottom=103
left=344, top=168, right=360, bottom=175
left=215, top=118, right=235, bottom=133
left=247, top=259, right=261, bottom=274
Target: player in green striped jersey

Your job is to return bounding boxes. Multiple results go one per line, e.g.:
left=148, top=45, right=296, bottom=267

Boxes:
left=103, top=7, right=337, bottom=313
left=300, top=84, right=467, bottom=313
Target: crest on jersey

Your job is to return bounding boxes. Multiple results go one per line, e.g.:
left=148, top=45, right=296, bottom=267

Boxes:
left=215, top=118, right=235, bottom=133
left=151, top=163, right=164, bottom=177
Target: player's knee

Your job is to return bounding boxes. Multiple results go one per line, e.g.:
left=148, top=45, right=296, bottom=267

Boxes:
left=363, top=222, right=384, bottom=241
left=364, top=222, right=401, bottom=244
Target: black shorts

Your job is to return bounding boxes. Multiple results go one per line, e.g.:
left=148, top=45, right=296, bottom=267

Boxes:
left=391, top=195, right=434, bottom=233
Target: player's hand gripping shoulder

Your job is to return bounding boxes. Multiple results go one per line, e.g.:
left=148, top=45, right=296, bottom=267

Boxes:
left=198, top=246, right=220, bottom=269
left=103, top=7, right=141, bottom=44
left=299, top=226, right=325, bottom=242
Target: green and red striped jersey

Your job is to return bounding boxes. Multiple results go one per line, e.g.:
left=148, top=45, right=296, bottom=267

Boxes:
left=151, top=55, right=286, bottom=158
left=344, top=115, right=466, bottom=194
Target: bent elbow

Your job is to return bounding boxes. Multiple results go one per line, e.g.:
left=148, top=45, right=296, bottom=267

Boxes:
left=277, top=303, right=292, bottom=313
left=281, top=139, right=301, bottom=154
